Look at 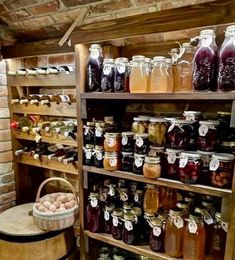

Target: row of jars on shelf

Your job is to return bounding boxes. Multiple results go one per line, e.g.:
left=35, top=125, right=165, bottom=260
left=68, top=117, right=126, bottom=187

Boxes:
left=86, top=25, right=235, bottom=93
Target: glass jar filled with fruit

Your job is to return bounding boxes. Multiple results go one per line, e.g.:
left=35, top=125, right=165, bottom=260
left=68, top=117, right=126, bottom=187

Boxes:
left=148, top=117, right=167, bottom=147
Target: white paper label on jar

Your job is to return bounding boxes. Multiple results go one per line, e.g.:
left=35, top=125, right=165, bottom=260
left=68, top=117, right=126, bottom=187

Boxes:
left=112, top=216, right=119, bottom=227
left=95, top=128, right=102, bottom=137
left=91, top=49, right=99, bottom=59
left=205, top=215, right=214, bottom=225
left=153, top=226, right=162, bottom=237
left=109, top=158, right=117, bottom=167
left=85, top=151, right=92, bottom=160
left=117, top=64, right=125, bottom=74
left=109, top=187, right=115, bottom=196
left=209, top=158, right=220, bottom=171
left=174, top=217, right=184, bottom=229
left=134, top=193, right=139, bottom=202
left=104, top=211, right=110, bottom=221
left=186, top=114, right=195, bottom=122
left=135, top=157, right=143, bottom=168
left=179, top=156, right=188, bottom=168
left=90, top=197, right=98, bottom=208
left=59, top=95, right=70, bottom=102
left=125, top=221, right=133, bottom=231
left=189, top=220, right=198, bottom=234
left=167, top=153, right=177, bottom=164
left=222, top=221, right=228, bottom=232
left=103, top=65, right=112, bottom=76
left=35, top=134, right=42, bottom=143
left=107, top=138, right=115, bottom=147
left=121, top=135, right=128, bottom=146
left=199, top=124, right=208, bottom=136
left=84, top=126, right=89, bottom=136
left=136, top=137, right=143, bottom=147
left=96, top=151, right=103, bottom=161
left=120, top=192, right=128, bottom=201
left=168, top=123, right=175, bottom=133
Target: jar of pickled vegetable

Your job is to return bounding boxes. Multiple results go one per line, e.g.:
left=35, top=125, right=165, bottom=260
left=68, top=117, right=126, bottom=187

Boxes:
left=183, top=213, right=206, bottom=260
left=148, top=118, right=167, bottom=147
left=164, top=208, right=184, bottom=258
left=134, top=133, right=149, bottom=155
left=132, top=117, right=149, bottom=134
left=197, top=120, right=220, bottom=151
left=197, top=150, right=215, bottom=184
left=121, top=132, right=134, bottom=152
left=121, top=152, right=134, bottom=172
left=122, top=212, right=137, bottom=245
left=84, top=121, right=95, bottom=145
left=143, top=185, right=159, bottom=215
left=149, top=217, right=165, bottom=252
left=209, top=153, right=234, bottom=188
left=133, top=153, right=145, bottom=174
left=104, top=203, right=115, bottom=234
left=95, top=121, right=106, bottom=146
left=112, top=208, right=123, bottom=240
left=166, top=119, right=191, bottom=149
left=179, top=151, right=203, bottom=184
left=143, top=156, right=161, bottom=179
left=104, top=133, right=121, bottom=152
left=83, top=144, right=94, bottom=166
left=103, top=152, right=120, bottom=171
left=94, top=145, right=104, bottom=168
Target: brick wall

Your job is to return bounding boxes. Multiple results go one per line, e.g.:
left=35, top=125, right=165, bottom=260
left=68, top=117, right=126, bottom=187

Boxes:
left=0, top=60, right=16, bottom=213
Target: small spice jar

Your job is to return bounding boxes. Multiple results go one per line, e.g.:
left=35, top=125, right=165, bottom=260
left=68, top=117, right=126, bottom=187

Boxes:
left=121, top=152, right=134, bottom=172
left=104, top=203, right=115, bottom=234
left=133, top=153, right=145, bottom=174
left=143, top=156, right=161, bottom=179
left=149, top=217, right=165, bottom=252
left=132, top=117, right=149, bottom=134
left=209, top=153, right=234, bottom=188
left=95, top=121, right=106, bottom=146
left=112, top=208, right=123, bottom=240
left=148, top=117, right=167, bottom=147
left=104, top=133, right=121, bottom=152
left=121, top=132, right=134, bottom=152
left=122, top=212, right=137, bottom=245
left=178, top=151, right=203, bottom=184
left=103, top=152, right=120, bottom=171
left=83, top=144, right=94, bottom=166
left=83, top=121, right=95, bottom=145
left=134, top=133, right=149, bottom=155
left=197, top=120, right=220, bottom=151
left=94, top=145, right=104, bottom=168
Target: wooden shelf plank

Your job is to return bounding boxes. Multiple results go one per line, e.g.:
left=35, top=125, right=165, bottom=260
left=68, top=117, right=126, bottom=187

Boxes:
left=11, top=103, right=76, bottom=117
left=8, top=73, right=76, bottom=87
left=16, top=153, right=78, bottom=175
left=80, top=92, right=235, bottom=101
left=14, top=132, right=77, bottom=147
left=83, top=166, right=232, bottom=198
left=84, top=231, right=178, bottom=260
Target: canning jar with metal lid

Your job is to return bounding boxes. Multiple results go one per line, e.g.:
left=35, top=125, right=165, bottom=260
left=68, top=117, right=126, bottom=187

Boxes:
left=103, top=152, right=120, bottom=171
left=121, top=131, right=134, bottom=152
left=148, top=117, right=167, bottom=147
left=104, top=132, right=121, bottom=152
left=143, top=156, right=161, bottom=179
left=134, top=133, right=149, bottom=155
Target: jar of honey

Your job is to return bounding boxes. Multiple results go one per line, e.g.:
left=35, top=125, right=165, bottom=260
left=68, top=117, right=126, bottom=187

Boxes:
left=143, top=156, right=161, bottom=179
left=148, top=118, right=167, bottom=147
left=176, top=200, right=190, bottom=219
left=104, top=133, right=121, bottom=152
left=134, top=133, right=149, bottom=155
left=143, top=185, right=159, bottom=215
left=103, top=152, right=120, bottom=171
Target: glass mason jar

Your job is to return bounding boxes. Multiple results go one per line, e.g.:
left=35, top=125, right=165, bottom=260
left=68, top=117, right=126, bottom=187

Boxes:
left=104, top=133, right=121, bottom=152
left=165, top=58, right=174, bottom=93
left=148, top=117, right=167, bottom=147
left=112, top=208, right=123, bottom=240
left=149, top=217, right=165, bottom=252
left=129, top=55, right=148, bottom=93
left=101, top=58, right=115, bottom=92
left=95, top=121, right=106, bottom=146
left=103, top=152, right=121, bottom=171
left=133, top=153, right=145, bottom=174
left=175, top=42, right=194, bottom=92
left=166, top=119, right=191, bottom=149
left=145, top=57, right=152, bottom=92
left=143, top=156, right=161, bottom=179
left=197, top=120, right=220, bottom=151
left=164, top=207, right=185, bottom=258
left=130, top=207, right=142, bottom=244
left=134, top=133, right=149, bottom=155
left=83, top=144, right=94, bottom=166
left=114, top=57, right=129, bottom=92
left=86, top=192, right=103, bottom=233
left=143, top=184, right=159, bottom=215
left=86, top=44, right=103, bottom=92
left=209, top=153, right=234, bottom=188
left=183, top=213, right=206, bottom=260
left=94, top=145, right=104, bottom=168
left=162, top=188, right=178, bottom=213
left=121, top=132, right=134, bottom=152
left=83, top=121, right=95, bottom=145
left=150, top=56, right=168, bottom=93
left=104, top=203, right=115, bottom=234
left=122, top=212, right=137, bottom=245
left=192, top=29, right=218, bottom=91
left=218, top=25, right=235, bottom=92
left=178, top=151, right=203, bottom=184
left=132, top=117, right=149, bottom=134
left=121, top=152, right=134, bottom=172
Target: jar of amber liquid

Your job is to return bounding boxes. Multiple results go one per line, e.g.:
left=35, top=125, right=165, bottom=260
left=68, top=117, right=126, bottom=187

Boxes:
left=164, top=207, right=184, bottom=258
left=148, top=118, right=167, bottom=147
left=183, top=213, right=206, bottom=260
left=143, top=185, right=159, bottom=215
left=149, top=217, right=165, bottom=252
left=143, top=156, right=161, bottom=179
left=122, top=212, right=137, bottom=245
left=104, top=133, right=121, bottom=152
left=104, top=203, right=115, bottom=234
left=103, top=152, right=120, bottom=171
left=112, top=208, right=123, bottom=240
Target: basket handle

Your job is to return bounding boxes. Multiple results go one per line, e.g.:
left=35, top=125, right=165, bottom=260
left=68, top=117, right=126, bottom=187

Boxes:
left=35, top=177, right=79, bottom=205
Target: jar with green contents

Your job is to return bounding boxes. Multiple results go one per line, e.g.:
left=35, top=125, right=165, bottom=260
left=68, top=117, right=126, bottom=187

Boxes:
left=148, top=117, right=167, bottom=147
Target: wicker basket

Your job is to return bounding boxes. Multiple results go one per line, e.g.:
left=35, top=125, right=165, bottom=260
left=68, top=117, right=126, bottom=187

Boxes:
left=33, top=177, right=79, bottom=231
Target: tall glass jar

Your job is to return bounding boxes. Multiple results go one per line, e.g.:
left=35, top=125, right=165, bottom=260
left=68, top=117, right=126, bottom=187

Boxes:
left=183, top=213, right=205, bottom=260
left=218, top=25, right=235, bottom=92
left=149, top=217, right=165, bottom=252
left=104, top=203, right=115, bottom=234
left=148, top=118, right=167, bottom=147
left=170, top=48, right=179, bottom=92
left=86, top=44, right=103, bottom=92
left=143, top=185, right=159, bottom=215
left=114, top=57, right=129, bottom=92
left=162, top=188, right=178, bottom=213
left=192, top=29, right=218, bottom=91
left=122, top=212, right=137, bottom=245
left=101, top=58, right=115, bottom=92
left=84, top=121, right=95, bottom=145
left=95, top=121, right=106, bottom=146
left=164, top=208, right=185, bottom=258
left=104, top=133, right=121, bottom=152
left=112, top=208, right=123, bottom=240
left=129, top=55, right=148, bottom=93
left=150, top=56, right=168, bottom=93
left=165, top=58, right=174, bottom=93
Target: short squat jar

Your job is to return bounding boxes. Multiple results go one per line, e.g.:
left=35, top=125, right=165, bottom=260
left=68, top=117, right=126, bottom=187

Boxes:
left=121, top=152, right=134, bottom=172
left=121, top=132, right=134, bottom=152
left=104, top=133, right=121, bottom=152
left=143, top=156, right=161, bottom=179
left=134, top=133, right=149, bottom=155
left=103, top=152, right=120, bottom=171
left=133, top=153, right=145, bottom=174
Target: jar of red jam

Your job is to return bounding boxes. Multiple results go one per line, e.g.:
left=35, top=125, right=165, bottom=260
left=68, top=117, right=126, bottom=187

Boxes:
left=166, top=119, right=191, bottom=149
left=104, top=133, right=121, bottom=152
left=104, top=203, right=115, bottom=234
left=121, top=152, right=134, bottom=172
left=178, top=151, right=203, bottom=184
left=132, top=116, right=149, bottom=134
left=103, top=152, right=121, bottom=171
left=149, top=217, right=165, bottom=252
left=112, top=208, right=123, bottom=240
left=95, top=121, right=106, bottom=146
left=134, top=133, right=149, bottom=155
left=121, top=132, right=134, bottom=152
left=197, top=120, right=220, bottom=151
left=83, top=121, right=95, bottom=145
left=133, top=154, right=145, bottom=174
left=209, top=153, right=234, bottom=188
left=94, top=145, right=104, bottom=168
left=197, top=150, right=215, bottom=184
left=143, top=156, right=161, bottom=179
left=83, top=144, right=94, bottom=166
left=122, top=212, right=137, bottom=245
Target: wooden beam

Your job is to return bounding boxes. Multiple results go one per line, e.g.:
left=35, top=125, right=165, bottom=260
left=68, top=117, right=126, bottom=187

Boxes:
left=2, top=38, right=74, bottom=59
left=71, top=0, right=235, bottom=44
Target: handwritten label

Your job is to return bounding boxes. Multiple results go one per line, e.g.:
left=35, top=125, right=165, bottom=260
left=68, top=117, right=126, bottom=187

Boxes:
left=189, top=220, right=198, bottom=233
left=167, top=153, right=177, bottom=164
left=90, top=197, right=98, bottom=208
left=174, top=217, right=184, bottom=229
left=209, top=158, right=220, bottom=171
left=104, top=211, right=110, bottom=221
left=136, top=136, right=143, bottom=147
left=179, top=156, right=188, bottom=168
left=125, top=221, right=133, bottom=231
left=134, top=157, right=143, bottom=168
left=199, top=124, right=208, bottom=136
left=112, top=216, right=118, bottom=227
left=122, top=135, right=128, bottom=146
left=153, top=227, right=162, bottom=237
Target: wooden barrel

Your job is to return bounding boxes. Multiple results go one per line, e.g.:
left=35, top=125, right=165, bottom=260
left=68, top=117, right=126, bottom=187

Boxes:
left=0, top=203, right=77, bottom=260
